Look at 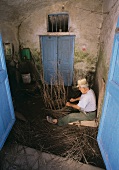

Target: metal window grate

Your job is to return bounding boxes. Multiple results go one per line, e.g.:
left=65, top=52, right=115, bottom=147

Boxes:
left=48, top=13, right=69, bottom=32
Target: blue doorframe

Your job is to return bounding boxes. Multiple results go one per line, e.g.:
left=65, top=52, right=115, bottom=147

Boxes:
left=97, top=18, right=119, bottom=170
left=0, top=34, right=15, bottom=150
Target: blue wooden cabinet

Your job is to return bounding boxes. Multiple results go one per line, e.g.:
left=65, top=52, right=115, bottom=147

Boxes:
left=0, top=34, right=15, bottom=150
left=40, top=35, right=75, bottom=86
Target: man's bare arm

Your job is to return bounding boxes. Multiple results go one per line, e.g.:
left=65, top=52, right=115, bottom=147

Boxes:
left=66, top=102, right=80, bottom=110
left=70, top=97, right=80, bottom=102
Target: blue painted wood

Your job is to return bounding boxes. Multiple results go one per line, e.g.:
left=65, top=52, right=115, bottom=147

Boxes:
left=58, top=36, right=75, bottom=86
left=40, top=36, right=57, bottom=84
left=40, top=35, right=75, bottom=86
left=0, top=34, right=15, bottom=150
left=97, top=18, right=119, bottom=170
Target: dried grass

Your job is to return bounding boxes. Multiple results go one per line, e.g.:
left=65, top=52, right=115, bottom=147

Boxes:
left=0, top=116, right=105, bottom=169
left=0, top=76, right=105, bottom=169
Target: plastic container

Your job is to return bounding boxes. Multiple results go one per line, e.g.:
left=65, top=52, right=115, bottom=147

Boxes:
left=22, top=73, right=31, bottom=84
left=21, top=48, right=31, bottom=60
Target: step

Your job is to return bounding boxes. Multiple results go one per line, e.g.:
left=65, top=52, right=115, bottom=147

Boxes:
left=69, top=120, right=98, bottom=127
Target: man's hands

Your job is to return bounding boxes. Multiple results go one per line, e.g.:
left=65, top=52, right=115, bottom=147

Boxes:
left=70, top=98, right=76, bottom=102
left=66, top=101, right=80, bottom=110
left=66, top=102, right=72, bottom=107
left=65, top=97, right=80, bottom=110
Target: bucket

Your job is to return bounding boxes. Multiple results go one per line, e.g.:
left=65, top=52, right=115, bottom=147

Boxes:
left=22, top=73, right=31, bottom=84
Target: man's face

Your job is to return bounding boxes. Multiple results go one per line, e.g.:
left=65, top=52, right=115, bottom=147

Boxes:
left=79, top=87, right=86, bottom=94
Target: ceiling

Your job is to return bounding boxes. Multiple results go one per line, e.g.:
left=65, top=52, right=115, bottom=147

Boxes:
left=0, top=0, right=67, bottom=25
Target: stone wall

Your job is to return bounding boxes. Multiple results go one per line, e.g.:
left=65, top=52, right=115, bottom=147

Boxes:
left=18, top=0, right=103, bottom=85
left=95, top=0, right=119, bottom=118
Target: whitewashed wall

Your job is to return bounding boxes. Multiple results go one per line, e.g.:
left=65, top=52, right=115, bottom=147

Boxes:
left=95, top=0, right=119, bottom=117
left=0, top=0, right=103, bottom=85
left=18, top=0, right=103, bottom=84
left=19, top=1, right=102, bottom=55
left=0, top=23, right=19, bottom=56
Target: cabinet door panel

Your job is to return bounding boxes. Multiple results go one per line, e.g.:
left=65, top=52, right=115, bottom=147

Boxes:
left=0, top=34, right=15, bottom=150
left=40, top=36, right=57, bottom=84
left=97, top=24, right=119, bottom=170
left=58, top=36, right=75, bottom=86
left=40, top=35, right=75, bottom=86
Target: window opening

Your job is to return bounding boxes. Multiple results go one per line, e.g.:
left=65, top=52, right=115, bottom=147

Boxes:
left=48, top=13, right=69, bottom=32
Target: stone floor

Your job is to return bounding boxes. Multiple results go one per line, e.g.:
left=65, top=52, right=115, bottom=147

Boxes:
left=1, top=144, right=105, bottom=170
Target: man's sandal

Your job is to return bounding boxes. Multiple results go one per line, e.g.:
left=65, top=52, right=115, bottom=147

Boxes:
left=46, top=116, right=56, bottom=124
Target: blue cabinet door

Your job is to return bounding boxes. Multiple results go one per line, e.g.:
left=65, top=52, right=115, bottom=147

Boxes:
left=40, top=36, right=57, bottom=84
left=58, top=36, right=75, bottom=86
left=0, top=34, right=15, bottom=150
left=40, top=35, right=75, bottom=86
left=97, top=20, right=119, bottom=169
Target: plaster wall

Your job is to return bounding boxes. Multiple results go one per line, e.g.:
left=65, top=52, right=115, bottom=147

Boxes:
left=0, top=0, right=103, bottom=86
left=19, top=0, right=103, bottom=84
left=19, top=1, right=102, bottom=54
left=0, top=22, right=19, bottom=57
left=95, top=0, right=119, bottom=117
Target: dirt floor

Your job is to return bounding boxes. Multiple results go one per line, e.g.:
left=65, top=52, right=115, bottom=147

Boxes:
left=0, top=82, right=106, bottom=169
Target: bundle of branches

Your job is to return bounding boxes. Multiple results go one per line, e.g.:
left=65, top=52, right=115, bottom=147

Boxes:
left=40, top=73, right=69, bottom=110
left=5, top=115, right=105, bottom=168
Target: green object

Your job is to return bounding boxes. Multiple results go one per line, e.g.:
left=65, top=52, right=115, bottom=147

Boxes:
left=21, top=48, right=31, bottom=60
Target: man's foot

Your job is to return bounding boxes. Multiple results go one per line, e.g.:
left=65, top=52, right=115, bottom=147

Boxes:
left=46, top=116, right=57, bottom=124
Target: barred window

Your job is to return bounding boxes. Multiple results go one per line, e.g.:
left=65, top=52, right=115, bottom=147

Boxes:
left=48, top=13, right=69, bottom=32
